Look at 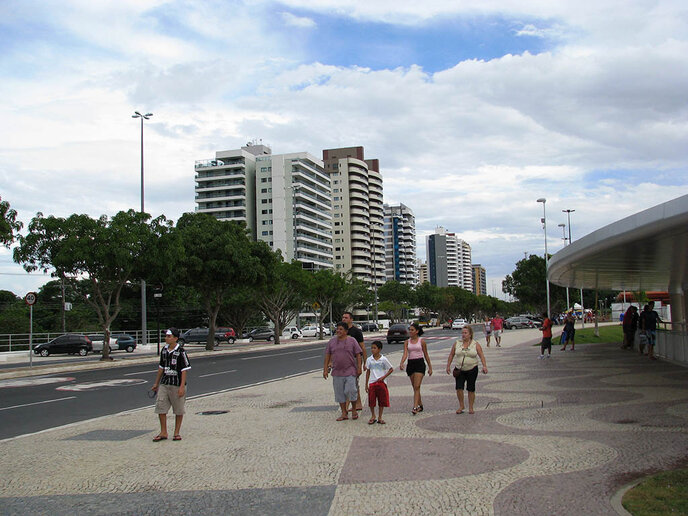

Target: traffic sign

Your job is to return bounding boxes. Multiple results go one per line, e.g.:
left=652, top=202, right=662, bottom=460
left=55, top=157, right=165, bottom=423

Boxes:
left=312, top=302, right=320, bottom=310
left=24, top=292, right=37, bottom=306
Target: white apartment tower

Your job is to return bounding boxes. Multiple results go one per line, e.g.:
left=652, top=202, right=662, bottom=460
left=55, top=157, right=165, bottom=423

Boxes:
left=427, top=226, right=473, bottom=290
left=322, top=147, right=384, bottom=287
left=384, top=203, right=417, bottom=285
left=195, top=143, right=333, bottom=268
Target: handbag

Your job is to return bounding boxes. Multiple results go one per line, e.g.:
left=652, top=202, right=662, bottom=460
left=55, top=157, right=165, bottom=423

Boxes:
left=452, top=354, right=466, bottom=377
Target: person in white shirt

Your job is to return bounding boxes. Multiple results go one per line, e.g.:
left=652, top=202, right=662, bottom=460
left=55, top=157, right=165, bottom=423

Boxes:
left=365, top=341, right=394, bottom=425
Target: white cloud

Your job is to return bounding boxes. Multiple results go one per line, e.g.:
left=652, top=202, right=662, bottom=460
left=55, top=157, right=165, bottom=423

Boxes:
left=1, top=0, right=687, bottom=297
left=281, top=12, right=317, bottom=28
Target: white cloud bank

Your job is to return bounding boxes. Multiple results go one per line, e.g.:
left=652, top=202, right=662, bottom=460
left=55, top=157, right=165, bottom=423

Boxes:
left=1, top=0, right=687, bottom=298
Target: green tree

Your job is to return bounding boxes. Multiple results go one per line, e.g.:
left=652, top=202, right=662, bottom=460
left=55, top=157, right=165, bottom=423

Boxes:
left=503, top=254, right=569, bottom=314
left=257, top=260, right=311, bottom=345
left=378, top=280, right=413, bottom=323
left=15, top=210, right=173, bottom=359
left=413, top=282, right=441, bottom=322
left=306, top=269, right=348, bottom=338
left=174, top=213, right=267, bottom=350
left=220, top=286, right=263, bottom=337
left=0, top=196, right=22, bottom=247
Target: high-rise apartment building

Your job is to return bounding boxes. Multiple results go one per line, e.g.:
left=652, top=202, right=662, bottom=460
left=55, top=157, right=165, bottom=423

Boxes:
left=194, top=142, right=270, bottom=238
left=427, top=226, right=473, bottom=290
left=195, top=143, right=333, bottom=268
left=418, top=260, right=429, bottom=284
left=384, top=203, right=416, bottom=284
left=255, top=152, right=332, bottom=269
left=472, top=264, right=487, bottom=296
left=322, top=147, right=384, bottom=287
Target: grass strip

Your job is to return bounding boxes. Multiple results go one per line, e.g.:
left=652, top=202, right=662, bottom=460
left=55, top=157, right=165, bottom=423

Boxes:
left=622, top=468, right=688, bottom=515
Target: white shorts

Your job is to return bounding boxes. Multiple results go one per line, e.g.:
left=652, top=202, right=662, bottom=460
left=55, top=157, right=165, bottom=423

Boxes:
left=493, top=330, right=502, bottom=338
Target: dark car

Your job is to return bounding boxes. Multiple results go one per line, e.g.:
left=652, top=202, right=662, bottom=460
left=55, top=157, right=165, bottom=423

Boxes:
left=179, top=328, right=218, bottom=346
left=88, top=333, right=137, bottom=353
left=504, top=316, right=535, bottom=329
left=242, top=327, right=275, bottom=342
left=34, top=334, right=93, bottom=357
left=360, top=323, right=378, bottom=332
left=386, top=324, right=409, bottom=345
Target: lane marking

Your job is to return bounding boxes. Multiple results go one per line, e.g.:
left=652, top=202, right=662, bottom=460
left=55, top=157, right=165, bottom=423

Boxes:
left=0, top=377, right=75, bottom=389
left=241, top=349, right=321, bottom=360
left=298, top=355, right=321, bottom=361
left=56, top=379, right=147, bottom=391
left=0, top=396, right=77, bottom=412
left=124, top=370, right=158, bottom=376
left=199, top=369, right=237, bottom=378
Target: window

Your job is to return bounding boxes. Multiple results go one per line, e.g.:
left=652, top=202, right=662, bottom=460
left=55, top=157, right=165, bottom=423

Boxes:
left=262, top=231, right=269, bottom=235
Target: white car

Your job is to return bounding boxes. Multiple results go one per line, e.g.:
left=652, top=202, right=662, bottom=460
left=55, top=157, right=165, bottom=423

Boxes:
left=282, top=326, right=302, bottom=339
left=451, top=319, right=467, bottom=330
left=301, top=325, right=331, bottom=338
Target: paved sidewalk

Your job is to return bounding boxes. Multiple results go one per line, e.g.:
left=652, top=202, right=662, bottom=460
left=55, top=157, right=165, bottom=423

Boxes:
left=1, top=329, right=687, bottom=515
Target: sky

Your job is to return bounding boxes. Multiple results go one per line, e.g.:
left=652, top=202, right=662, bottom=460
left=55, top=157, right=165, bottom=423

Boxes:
left=1, top=0, right=687, bottom=299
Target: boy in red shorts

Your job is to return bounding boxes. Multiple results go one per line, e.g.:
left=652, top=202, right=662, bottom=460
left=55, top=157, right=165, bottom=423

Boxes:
left=365, top=341, right=394, bottom=425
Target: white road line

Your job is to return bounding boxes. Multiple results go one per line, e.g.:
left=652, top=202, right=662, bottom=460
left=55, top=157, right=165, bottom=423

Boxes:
left=199, top=369, right=237, bottom=378
left=241, top=349, right=320, bottom=360
left=298, top=355, right=321, bottom=361
left=123, top=370, right=158, bottom=376
left=0, top=396, right=77, bottom=412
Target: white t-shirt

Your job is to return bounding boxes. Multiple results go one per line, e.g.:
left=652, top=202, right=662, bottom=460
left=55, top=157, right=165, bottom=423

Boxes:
left=365, top=354, right=394, bottom=385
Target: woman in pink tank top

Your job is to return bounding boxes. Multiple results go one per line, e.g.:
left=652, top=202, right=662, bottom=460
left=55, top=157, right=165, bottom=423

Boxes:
left=399, top=322, right=433, bottom=415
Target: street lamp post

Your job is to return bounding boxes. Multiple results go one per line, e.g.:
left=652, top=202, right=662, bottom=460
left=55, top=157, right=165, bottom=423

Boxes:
left=132, top=111, right=152, bottom=346
left=563, top=209, right=585, bottom=327
left=537, top=198, right=551, bottom=318
left=558, top=223, right=570, bottom=311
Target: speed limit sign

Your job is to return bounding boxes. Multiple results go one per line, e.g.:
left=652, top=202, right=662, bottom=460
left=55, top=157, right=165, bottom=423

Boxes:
left=25, top=292, right=37, bottom=306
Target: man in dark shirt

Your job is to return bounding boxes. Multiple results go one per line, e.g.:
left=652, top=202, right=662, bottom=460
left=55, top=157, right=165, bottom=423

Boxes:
left=342, top=311, right=366, bottom=412
left=151, top=328, right=191, bottom=441
left=640, top=302, right=662, bottom=360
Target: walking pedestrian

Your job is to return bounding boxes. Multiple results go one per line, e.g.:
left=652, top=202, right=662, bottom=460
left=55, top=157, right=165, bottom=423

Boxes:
left=323, top=322, right=363, bottom=421
left=484, top=318, right=492, bottom=347
left=342, top=311, right=366, bottom=412
left=560, top=314, right=576, bottom=351
left=365, top=341, right=394, bottom=425
left=621, top=306, right=639, bottom=349
left=640, top=302, right=662, bottom=360
left=151, top=328, right=191, bottom=442
left=446, top=326, right=488, bottom=414
left=539, top=312, right=553, bottom=359
left=399, top=322, right=433, bottom=415
left=491, top=315, right=504, bottom=347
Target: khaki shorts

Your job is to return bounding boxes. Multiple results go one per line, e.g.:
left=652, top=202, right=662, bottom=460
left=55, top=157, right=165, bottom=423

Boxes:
left=154, top=384, right=186, bottom=415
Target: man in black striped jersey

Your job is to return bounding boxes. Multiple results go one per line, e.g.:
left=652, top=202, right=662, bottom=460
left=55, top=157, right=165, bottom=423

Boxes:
left=151, top=328, right=191, bottom=441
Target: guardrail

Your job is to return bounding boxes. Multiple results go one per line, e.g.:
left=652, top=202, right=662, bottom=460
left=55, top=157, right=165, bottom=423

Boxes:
left=0, top=330, right=168, bottom=353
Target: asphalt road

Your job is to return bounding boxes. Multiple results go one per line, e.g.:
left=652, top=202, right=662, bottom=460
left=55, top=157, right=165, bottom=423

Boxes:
left=0, top=332, right=466, bottom=440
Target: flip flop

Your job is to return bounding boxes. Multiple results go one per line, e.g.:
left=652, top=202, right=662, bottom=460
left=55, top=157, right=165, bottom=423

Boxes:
left=377, top=419, right=386, bottom=424
left=456, top=409, right=464, bottom=414
left=173, top=435, right=182, bottom=441
left=368, top=418, right=377, bottom=425
left=152, top=435, right=167, bottom=442
left=336, top=415, right=349, bottom=421
left=352, top=412, right=359, bottom=420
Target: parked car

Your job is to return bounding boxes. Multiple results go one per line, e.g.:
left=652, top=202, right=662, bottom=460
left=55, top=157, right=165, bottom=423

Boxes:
left=243, top=327, right=275, bottom=342
left=216, top=327, right=237, bottom=344
left=442, top=321, right=452, bottom=329
left=88, top=333, right=137, bottom=353
left=179, top=328, right=222, bottom=346
left=34, top=334, right=93, bottom=357
left=504, top=316, right=535, bottom=329
left=301, top=325, right=331, bottom=337
left=360, top=323, right=379, bottom=332
left=451, top=319, right=467, bottom=330
left=282, top=326, right=302, bottom=339
left=386, top=323, right=409, bottom=345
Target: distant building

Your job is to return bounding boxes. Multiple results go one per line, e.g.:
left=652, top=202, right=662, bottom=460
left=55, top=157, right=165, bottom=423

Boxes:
left=384, top=203, right=417, bottom=284
left=427, top=226, right=473, bottom=290
left=418, top=260, right=429, bottom=284
left=322, top=146, right=384, bottom=287
left=195, top=143, right=333, bottom=268
left=472, top=264, right=487, bottom=296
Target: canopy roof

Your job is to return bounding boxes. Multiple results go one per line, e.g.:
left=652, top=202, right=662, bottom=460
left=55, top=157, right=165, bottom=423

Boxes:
left=547, top=194, right=688, bottom=293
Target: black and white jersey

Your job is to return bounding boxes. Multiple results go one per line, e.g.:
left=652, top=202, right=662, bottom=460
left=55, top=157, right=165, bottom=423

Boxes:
left=158, top=344, right=191, bottom=386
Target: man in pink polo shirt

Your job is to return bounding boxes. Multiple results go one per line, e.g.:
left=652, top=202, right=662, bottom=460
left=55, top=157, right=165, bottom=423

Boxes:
left=491, top=315, right=504, bottom=347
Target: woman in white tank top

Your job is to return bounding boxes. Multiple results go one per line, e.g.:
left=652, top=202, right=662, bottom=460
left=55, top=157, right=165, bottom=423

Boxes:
left=445, top=325, right=488, bottom=414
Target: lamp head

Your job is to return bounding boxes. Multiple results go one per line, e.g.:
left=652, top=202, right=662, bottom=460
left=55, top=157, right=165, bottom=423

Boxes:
left=536, top=198, right=546, bottom=203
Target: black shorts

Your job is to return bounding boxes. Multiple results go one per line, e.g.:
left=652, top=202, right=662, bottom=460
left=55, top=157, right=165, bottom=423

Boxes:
left=541, top=337, right=552, bottom=350
left=455, top=366, right=479, bottom=392
left=406, top=358, right=426, bottom=376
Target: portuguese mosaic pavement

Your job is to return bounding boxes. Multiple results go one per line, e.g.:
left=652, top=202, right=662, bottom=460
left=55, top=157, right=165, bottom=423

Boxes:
left=1, top=329, right=687, bottom=515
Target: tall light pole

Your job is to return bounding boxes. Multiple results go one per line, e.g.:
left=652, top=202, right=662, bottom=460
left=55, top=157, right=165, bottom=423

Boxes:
left=132, top=111, right=152, bottom=345
left=563, top=208, right=584, bottom=327
left=537, top=198, right=551, bottom=318
left=558, top=223, right=570, bottom=311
